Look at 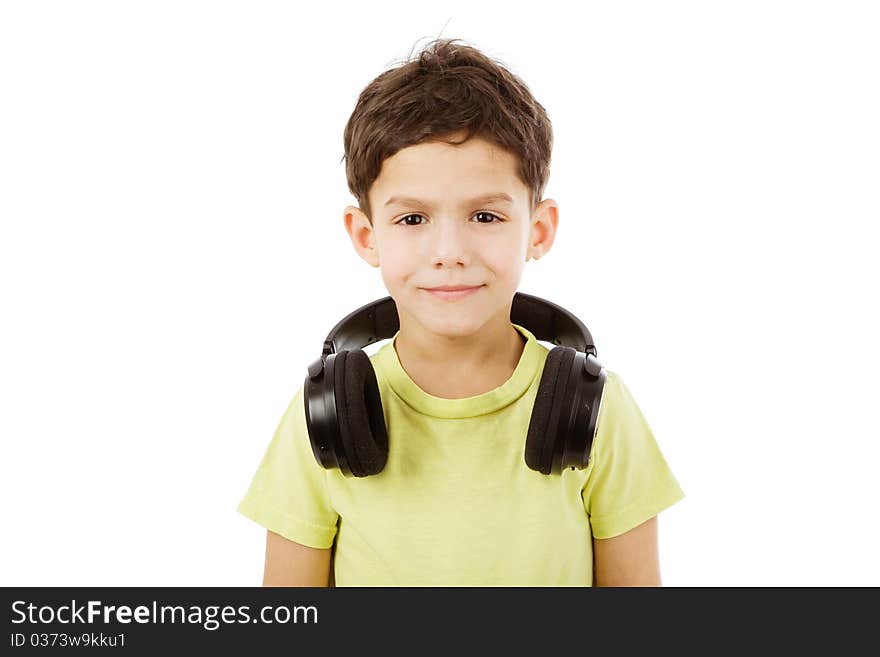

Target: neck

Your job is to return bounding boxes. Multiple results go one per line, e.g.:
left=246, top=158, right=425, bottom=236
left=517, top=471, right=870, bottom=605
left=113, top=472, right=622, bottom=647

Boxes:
left=393, top=314, right=526, bottom=399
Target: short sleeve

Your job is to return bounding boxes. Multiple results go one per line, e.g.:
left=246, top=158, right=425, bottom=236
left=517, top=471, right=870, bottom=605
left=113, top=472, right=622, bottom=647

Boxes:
left=581, top=370, right=685, bottom=539
left=236, top=386, right=339, bottom=548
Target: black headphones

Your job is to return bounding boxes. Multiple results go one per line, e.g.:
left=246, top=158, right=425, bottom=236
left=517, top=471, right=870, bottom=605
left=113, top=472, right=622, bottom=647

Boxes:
left=303, top=291, right=607, bottom=477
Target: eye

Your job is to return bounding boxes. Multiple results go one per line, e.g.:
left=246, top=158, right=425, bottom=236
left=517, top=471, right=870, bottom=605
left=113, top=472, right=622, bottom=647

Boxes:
left=396, top=214, right=426, bottom=226
left=394, top=212, right=505, bottom=226
left=474, top=211, right=504, bottom=224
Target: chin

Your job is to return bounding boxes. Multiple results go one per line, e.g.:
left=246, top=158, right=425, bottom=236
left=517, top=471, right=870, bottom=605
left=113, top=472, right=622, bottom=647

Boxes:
left=424, top=320, right=486, bottom=339
left=404, top=297, right=490, bottom=337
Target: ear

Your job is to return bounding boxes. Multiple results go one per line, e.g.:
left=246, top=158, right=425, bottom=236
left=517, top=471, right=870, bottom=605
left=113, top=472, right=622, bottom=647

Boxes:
left=343, top=205, right=380, bottom=268
left=526, top=199, right=559, bottom=261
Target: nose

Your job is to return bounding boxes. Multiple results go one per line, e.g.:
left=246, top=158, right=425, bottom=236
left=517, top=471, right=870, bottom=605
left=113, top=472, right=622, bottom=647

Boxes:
left=430, top=218, right=471, bottom=268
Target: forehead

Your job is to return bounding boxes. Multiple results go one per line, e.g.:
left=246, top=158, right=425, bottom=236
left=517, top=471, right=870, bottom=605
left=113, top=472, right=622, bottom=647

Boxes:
left=371, top=135, right=526, bottom=205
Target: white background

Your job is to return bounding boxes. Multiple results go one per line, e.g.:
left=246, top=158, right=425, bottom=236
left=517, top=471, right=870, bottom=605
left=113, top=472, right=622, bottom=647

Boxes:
left=1, top=1, right=877, bottom=587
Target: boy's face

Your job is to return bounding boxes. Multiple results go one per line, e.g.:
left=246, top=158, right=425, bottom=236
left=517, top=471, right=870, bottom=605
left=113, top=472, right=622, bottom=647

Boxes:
left=344, top=131, right=557, bottom=340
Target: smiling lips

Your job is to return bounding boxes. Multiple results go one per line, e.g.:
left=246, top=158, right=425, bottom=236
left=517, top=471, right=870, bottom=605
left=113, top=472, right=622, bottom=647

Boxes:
left=423, top=285, right=485, bottom=300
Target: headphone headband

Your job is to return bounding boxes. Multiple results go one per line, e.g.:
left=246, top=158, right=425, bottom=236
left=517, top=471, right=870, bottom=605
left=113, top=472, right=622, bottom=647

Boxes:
left=307, top=291, right=599, bottom=380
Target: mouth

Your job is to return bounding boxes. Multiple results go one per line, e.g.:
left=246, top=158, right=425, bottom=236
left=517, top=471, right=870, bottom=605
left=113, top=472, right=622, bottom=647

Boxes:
left=421, top=285, right=485, bottom=301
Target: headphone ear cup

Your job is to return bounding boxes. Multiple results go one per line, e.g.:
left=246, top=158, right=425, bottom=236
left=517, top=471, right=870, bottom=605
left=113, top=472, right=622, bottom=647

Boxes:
left=525, top=346, right=576, bottom=474
left=334, top=349, right=389, bottom=477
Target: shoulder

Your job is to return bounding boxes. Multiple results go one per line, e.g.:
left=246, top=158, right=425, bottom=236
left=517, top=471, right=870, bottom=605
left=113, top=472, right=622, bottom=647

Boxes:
left=596, top=368, right=644, bottom=427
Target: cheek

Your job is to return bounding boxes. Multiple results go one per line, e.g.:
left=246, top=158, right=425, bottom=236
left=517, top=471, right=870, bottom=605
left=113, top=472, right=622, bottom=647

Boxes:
left=378, top=245, right=418, bottom=287
left=482, top=241, right=524, bottom=278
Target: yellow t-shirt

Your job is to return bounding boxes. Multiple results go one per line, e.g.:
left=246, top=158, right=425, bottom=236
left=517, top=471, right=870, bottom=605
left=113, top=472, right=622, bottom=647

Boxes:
left=237, top=323, right=685, bottom=586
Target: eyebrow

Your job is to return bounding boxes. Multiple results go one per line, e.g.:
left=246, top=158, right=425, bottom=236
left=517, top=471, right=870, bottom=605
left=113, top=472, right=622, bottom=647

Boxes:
left=383, top=192, right=514, bottom=208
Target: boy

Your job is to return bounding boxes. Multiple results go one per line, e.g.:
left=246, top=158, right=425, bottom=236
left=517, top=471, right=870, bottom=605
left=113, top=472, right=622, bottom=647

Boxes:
left=237, top=37, right=684, bottom=586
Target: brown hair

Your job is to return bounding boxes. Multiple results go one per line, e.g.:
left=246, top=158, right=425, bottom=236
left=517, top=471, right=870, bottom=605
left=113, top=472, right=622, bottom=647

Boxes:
left=341, top=37, right=553, bottom=225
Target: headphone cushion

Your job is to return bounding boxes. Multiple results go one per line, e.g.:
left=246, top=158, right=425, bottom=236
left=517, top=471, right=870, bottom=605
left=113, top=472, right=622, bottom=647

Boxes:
left=334, top=349, right=389, bottom=477
left=525, top=346, right=576, bottom=474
